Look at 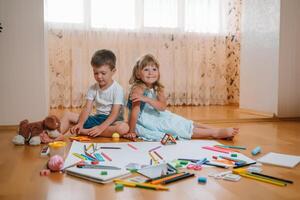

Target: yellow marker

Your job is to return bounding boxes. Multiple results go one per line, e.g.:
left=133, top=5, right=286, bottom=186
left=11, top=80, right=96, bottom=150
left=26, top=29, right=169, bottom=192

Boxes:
left=114, top=179, right=169, bottom=191
left=233, top=169, right=286, bottom=187
left=72, top=153, right=86, bottom=160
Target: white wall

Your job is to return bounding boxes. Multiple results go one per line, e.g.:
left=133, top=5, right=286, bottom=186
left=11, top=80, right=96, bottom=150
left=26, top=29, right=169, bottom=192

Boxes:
left=240, top=0, right=280, bottom=115
left=278, top=0, right=300, bottom=117
left=0, top=0, right=48, bottom=125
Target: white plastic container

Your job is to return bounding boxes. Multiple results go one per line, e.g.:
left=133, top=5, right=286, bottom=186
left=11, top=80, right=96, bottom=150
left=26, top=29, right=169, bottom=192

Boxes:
left=48, top=141, right=66, bottom=158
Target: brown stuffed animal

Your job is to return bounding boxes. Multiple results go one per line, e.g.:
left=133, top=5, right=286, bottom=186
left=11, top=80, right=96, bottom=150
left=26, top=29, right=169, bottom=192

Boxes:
left=12, top=115, right=62, bottom=146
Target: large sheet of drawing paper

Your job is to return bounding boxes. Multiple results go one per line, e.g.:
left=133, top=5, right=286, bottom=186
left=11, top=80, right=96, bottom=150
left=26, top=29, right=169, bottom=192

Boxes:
left=64, top=140, right=255, bottom=183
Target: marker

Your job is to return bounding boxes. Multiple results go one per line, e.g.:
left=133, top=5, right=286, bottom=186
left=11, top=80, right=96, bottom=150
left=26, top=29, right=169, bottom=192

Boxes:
left=114, top=179, right=169, bottom=191
left=100, top=147, right=121, bottom=149
left=127, top=143, right=138, bottom=150
left=162, top=173, right=195, bottom=184
left=203, top=162, right=229, bottom=169
left=148, top=146, right=162, bottom=152
left=101, top=152, right=112, bottom=161
left=233, top=162, right=256, bottom=169
left=94, top=153, right=105, bottom=161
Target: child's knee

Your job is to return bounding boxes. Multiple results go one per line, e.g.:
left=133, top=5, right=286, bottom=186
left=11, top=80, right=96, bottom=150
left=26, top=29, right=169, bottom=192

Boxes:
left=116, top=123, right=129, bottom=135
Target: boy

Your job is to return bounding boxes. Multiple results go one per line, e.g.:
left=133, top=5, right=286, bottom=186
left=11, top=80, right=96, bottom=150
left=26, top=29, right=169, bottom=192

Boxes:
left=60, top=49, right=129, bottom=137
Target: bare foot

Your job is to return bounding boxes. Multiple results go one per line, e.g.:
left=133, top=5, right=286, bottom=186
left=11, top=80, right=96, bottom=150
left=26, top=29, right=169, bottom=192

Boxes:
left=213, top=128, right=239, bottom=139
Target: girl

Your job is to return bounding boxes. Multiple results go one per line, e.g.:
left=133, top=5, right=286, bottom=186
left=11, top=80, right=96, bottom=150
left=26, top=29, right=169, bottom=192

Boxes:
left=123, top=54, right=239, bottom=141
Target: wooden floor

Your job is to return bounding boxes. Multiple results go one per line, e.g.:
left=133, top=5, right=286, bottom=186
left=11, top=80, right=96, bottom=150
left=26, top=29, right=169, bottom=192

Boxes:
left=0, top=106, right=299, bottom=200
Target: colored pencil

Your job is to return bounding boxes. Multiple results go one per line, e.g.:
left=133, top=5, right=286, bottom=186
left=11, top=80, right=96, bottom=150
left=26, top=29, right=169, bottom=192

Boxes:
left=233, top=170, right=286, bottom=187
left=215, top=145, right=247, bottom=150
left=114, top=179, right=169, bottom=191
left=162, top=173, right=195, bottom=184
left=178, top=158, right=199, bottom=163
left=72, top=153, right=86, bottom=160
left=214, top=145, right=241, bottom=153
left=243, top=172, right=287, bottom=186
left=101, top=152, right=112, bottom=161
left=219, top=155, right=246, bottom=164
left=151, top=172, right=186, bottom=185
left=85, top=152, right=97, bottom=160
left=127, top=143, right=138, bottom=150
left=148, top=146, right=162, bottom=152
left=251, top=172, right=293, bottom=184
left=80, top=154, right=95, bottom=161
left=86, top=143, right=94, bottom=151
left=77, top=164, right=121, bottom=170
left=145, top=172, right=179, bottom=183
left=202, top=146, right=230, bottom=154
left=100, top=147, right=121, bottom=149
left=148, top=152, right=158, bottom=164
left=153, top=151, right=163, bottom=160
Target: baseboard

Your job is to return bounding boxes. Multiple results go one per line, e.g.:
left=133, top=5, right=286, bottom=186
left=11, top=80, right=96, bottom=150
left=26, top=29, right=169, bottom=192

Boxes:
left=195, top=117, right=300, bottom=124
left=0, top=125, right=18, bottom=131
left=237, top=108, right=275, bottom=118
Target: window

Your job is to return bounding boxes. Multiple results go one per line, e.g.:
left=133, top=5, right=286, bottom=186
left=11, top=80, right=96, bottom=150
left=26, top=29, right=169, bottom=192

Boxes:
left=46, top=0, right=84, bottom=23
left=91, top=0, right=135, bottom=29
left=45, top=0, right=223, bottom=33
left=144, top=0, right=178, bottom=28
left=185, top=0, right=221, bottom=33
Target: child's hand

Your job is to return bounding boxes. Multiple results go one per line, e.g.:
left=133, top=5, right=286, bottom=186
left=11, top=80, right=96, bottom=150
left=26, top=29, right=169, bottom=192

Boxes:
left=131, top=92, right=147, bottom=103
left=123, top=132, right=137, bottom=141
left=40, top=131, right=54, bottom=143
left=87, top=125, right=105, bottom=137
left=70, top=124, right=83, bottom=135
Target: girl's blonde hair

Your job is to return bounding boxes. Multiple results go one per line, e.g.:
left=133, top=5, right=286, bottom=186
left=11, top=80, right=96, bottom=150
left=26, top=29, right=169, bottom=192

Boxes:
left=129, top=54, right=164, bottom=93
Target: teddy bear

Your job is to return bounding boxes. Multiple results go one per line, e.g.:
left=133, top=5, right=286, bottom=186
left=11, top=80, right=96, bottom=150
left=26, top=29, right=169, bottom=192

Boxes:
left=12, top=115, right=63, bottom=146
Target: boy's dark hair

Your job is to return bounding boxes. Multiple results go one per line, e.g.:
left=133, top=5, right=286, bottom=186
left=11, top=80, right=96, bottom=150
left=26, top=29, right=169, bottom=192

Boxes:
left=91, top=49, right=116, bottom=70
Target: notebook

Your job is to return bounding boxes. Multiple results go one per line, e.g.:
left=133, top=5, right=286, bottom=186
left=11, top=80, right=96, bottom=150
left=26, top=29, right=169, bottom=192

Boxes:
left=257, top=152, right=300, bottom=168
left=63, top=141, right=131, bottom=184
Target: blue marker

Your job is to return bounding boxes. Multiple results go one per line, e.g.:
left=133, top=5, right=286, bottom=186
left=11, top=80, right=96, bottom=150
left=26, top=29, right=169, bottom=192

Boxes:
left=94, top=153, right=105, bottom=161
left=251, top=146, right=261, bottom=155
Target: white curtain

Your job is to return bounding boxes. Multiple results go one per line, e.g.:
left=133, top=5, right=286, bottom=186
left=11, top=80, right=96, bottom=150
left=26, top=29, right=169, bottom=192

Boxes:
left=46, top=0, right=241, bottom=108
